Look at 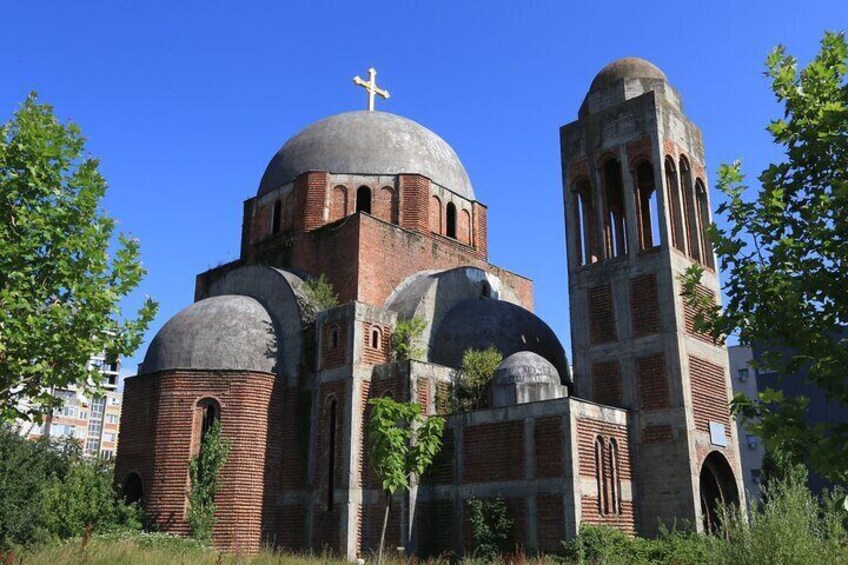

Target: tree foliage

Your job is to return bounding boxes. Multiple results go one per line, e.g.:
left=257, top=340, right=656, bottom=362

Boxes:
left=453, top=346, right=503, bottom=411
left=467, top=497, right=514, bottom=559
left=0, top=429, right=141, bottom=550
left=366, top=397, right=444, bottom=562
left=681, top=32, right=848, bottom=482
left=390, top=316, right=426, bottom=362
left=0, top=93, right=157, bottom=423
left=187, top=419, right=230, bottom=543
left=303, top=274, right=338, bottom=312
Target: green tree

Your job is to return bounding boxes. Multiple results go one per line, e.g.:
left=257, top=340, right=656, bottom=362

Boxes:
left=681, top=32, right=848, bottom=481
left=454, top=346, right=503, bottom=411
left=187, top=419, right=230, bottom=542
left=366, top=397, right=444, bottom=564
left=466, top=497, right=514, bottom=559
left=390, top=316, right=426, bottom=361
left=0, top=93, right=157, bottom=423
left=303, top=273, right=338, bottom=311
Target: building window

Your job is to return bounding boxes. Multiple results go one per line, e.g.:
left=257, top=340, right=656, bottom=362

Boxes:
left=85, top=438, right=100, bottom=455
left=330, top=326, right=339, bottom=350
left=446, top=202, right=457, bottom=239
left=88, top=397, right=105, bottom=437
left=101, top=450, right=114, bottom=460
left=738, top=368, right=749, bottom=382
left=371, top=327, right=381, bottom=349
left=356, top=186, right=371, bottom=214
left=595, top=435, right=608, bottom=515
left=106, top=413, right=119, bottom=424
left=103, top=432, right=116, bottom=443
left=197, top=398, right=220, bottom=445
left=109, top=396, right=120, bottom=406
left=327, top=398, right=337, bottom=511
left=679, top=157, right=701, bottom=262
left=609, top=438, right=621, bottom=515
left=573, top=179, right=597, bottom=266
left=602, top=158, right=628, bottom=258
left=271, top=199, right=282, bottom=234
left=635, top=160, right=660, bottom=250
left=430, top=195, right=442, bottom=234
left=695, top=179, right=715, bottom=269
left=664, top=157, right=685, bottom=253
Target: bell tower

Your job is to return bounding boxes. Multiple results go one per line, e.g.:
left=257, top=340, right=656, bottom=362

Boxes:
left=560, top=58, right=744, bottom=534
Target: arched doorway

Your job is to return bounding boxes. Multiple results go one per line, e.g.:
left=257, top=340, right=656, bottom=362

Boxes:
left=122, top=472, right=144, bottom=505
left=699, top=451, right=739, bottom=532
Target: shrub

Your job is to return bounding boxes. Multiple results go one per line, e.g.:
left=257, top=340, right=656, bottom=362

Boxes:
left=467, top=498, right=514, bottom=559
left=303, top=274, right=338, bottom=312
left=453, top=346, right=502, bottom=411
left=187, top=419, right=230, bottom=542
left=0, top=429, right=140, bottom=550
left=390, top=316, right=426, bottom=361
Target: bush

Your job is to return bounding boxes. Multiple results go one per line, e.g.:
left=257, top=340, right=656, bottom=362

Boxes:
left=453, top=346, right=502, bottom=411
left=303, top=274, right=338, bottom=312
left=390, top=316, right=426, bottom=361
left=467, top=498, right=514, bottom=559
left=187, top=419, right=230, bottom=542
left=0, top=429, right=140, bottom=550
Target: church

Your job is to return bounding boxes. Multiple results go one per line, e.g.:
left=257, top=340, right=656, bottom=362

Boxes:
left=115, top=58, right=744, bottom=558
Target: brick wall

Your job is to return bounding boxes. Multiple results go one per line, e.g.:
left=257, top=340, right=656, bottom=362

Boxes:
left=321, top=322, right=348, bottom=370
left=640, top=424, right=673, bottom=444
left=588, top=284, right=617, bottom=344
left=115, top=370, right=281, bottom=553
left=399, top=174, right=430, bottom=232
left=576, top=418, right=635, bottom=534
left=295, top=172, right=329, bottom=232
left=416, top=499, right=455, bottom=557
left=683, top=284, right=716, bottom=343
left=689, top=356, right=731, bottom=437
left=534, top=417, right=564, bottom=478
left=592, top=361, right=622, bottom=407
left=313, top=380, right=346, bottom=552
left=630, top=274, right=660, bottom=337
left=463, top=421, right=524, bottom=483
left=536, top=495, right=565, bottom=553
left=362, top=321, right=391, bottom=365
left=636, top=353, right=670, bottom=410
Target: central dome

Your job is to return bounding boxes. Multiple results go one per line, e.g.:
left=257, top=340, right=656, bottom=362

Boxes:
left=258, top=111, right=474, bottom=199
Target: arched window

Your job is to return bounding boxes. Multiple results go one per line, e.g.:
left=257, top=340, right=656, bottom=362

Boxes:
left=122, top=472, right=143, bottom=505
left=695, top=180, right=714, bottom=270
left=664, top=157, right=686, bottom=253
left=327, top=398, right=338, bottom=511
left=446, top=202, right=457, bottom=239
left=603, top=158, right=628, bottom=258
left=356, top=186, right=371, bottom=214
left=573, top=178, right=597, bottom=265
left=330, top=326, right=339, bottom=350
left=332, top=186, right=348, bottom=221
left=430, top=195, right=442, bottom=234
left=635, top=161, right=660, bottom=250
left=271, top=200, right=282, bottom=235
left=380, top=186, right=397, bottom=224
left=679, top=157, right=701, bottom=262
left=371, top=327, right=381, bottom=349
left=460, top=209, right=472, bottom=245
left=197, top=398, right=220, bottom=443
left=595, top=436, right=609, bottom=515
left=609, top=439, right=621, bottom=515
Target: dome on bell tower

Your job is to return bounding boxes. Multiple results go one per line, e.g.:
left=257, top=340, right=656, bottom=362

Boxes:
left=579, top=57, right=679, bottom=118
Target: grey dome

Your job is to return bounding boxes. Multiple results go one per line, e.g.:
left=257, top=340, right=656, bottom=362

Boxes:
left=430, top=299, right=571, bottom=385
left=142, top=295, right=278, bottom=374
left=493, top=351, right=560, bottom=386
left=589, top=57, right=667, bottom=93
left=258, top=111, right=474, bottom=199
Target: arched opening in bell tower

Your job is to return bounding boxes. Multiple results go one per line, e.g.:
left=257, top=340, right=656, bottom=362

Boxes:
left=446, top=202, right=457, bottom=239
left=602, top=158, right=628, bottom=258
left=664, top=157, right=686, bottom=253
left=572, top=178, right=597, bottom=265
left=695, top=179, right=715, bottom=270
left=635, top=160, right=660, bottom=250
left=679, top=157, right=701, bottom=263
left=699, top=451, right=739, bottom=533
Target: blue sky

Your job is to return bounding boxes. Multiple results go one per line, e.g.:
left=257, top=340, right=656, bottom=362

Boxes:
left=2, top=1, right=845, bottom=378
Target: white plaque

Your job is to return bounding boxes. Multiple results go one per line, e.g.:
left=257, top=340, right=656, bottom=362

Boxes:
left=709, top=422, right=727, bottom=447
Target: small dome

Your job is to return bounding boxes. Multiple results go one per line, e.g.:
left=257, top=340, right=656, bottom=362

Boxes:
left=589, top=57, right=667, bottom=93
left=258, top=111, right=474, bottom=200
left=430, top=299, right=571, bottom=385
left=493, top=351, right=560, bottom=386
left=142, top=295, right=278, bottom=374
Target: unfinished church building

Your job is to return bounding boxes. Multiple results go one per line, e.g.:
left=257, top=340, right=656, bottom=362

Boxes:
left=115, top=58, right=744, bottom=558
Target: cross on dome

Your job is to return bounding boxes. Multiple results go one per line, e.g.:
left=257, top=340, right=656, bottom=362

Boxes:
left=353, top=67, right=390, bottom=111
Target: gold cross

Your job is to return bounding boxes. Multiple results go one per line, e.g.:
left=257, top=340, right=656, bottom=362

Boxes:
left=353, top=67, right=390, bottom=111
